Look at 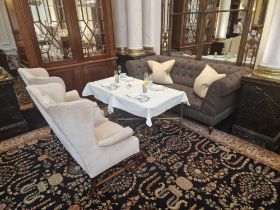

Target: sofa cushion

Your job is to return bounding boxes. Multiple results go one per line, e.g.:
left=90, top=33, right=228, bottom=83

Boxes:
left=170, top=58, right=205, bottom=87
left=166, top=83, right=203, bottom=111
left=147, top=60, right=175, bottom=84
left=193, top=64, right=226, bottom=98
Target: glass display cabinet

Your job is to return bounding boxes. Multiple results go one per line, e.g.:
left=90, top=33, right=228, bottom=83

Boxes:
left=5, top=0, right=115, bottom=92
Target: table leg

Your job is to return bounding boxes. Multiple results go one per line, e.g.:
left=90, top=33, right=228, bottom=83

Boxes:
left=179, top=103, right=184, bottom=131
left=146, top=123, right=156, bottom=163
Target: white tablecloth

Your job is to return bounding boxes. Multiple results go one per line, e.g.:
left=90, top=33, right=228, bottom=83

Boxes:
left=82, top=77, right=189, bottom=126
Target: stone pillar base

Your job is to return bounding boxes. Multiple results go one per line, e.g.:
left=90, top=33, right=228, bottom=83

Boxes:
left=143, top=46, right=154, bottom=53
left=214, top=38, right=226, bottom=43
left=116, top=47, right=127, bottom=55
left=251, top=65, right=280, bottom=82
left=126, top=48, right=146, bottom=57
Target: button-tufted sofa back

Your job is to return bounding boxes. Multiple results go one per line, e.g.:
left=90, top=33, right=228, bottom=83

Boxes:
left=126, top=55, right=251, bottom=88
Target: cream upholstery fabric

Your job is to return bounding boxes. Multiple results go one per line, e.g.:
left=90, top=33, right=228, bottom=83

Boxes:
left=230, top=36, right=241, bottom=56
left=18, top=67, right=65, bottom=88
left=26, top=83, right=140, bottom=178
left=147, top=60, right=175, bottom=84
left=223, top=38, right=232, bottom=55
left=223, top=36, right=241, bottom=57
left=18, top=67, right=81, bottom=102
left=193, top=64, right=226, bottom=98
left=94, top=121, right=134, bottom=147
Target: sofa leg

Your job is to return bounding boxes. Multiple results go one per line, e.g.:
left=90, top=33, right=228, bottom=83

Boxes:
left=208, top=126, right=214, bottom=135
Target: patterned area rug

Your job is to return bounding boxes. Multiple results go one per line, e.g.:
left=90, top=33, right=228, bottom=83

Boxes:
left=1, top=119, right=280, bottom=209
left=13, top=76, right=33, bottom=110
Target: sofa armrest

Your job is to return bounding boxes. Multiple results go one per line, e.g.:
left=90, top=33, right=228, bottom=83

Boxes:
left=201, top=87, right=240, bottom=117
left=208, top=70, right=250, bottom=97
left=200, top=71, right=249, bottom=117
left=97, top=127, right=133, bottom=147
left=65, top=90, right=81, bottom=102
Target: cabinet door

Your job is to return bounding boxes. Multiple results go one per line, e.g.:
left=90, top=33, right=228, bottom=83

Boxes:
left=25, top=0, right=75, bottom=65
left=73, top=0, right=114, bottom=59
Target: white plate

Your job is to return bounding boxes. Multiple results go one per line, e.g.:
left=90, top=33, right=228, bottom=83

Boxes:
left=101, top=83, right=110, bottom=87
left=123, top=77, right=134, bottom=82
left=101, top=83, right=118, bottom=90
left=127, top=92, right=139, bottom=98
left=150, top=85, right=165, bottom=91
left=135, top=94, right=150, bottom=102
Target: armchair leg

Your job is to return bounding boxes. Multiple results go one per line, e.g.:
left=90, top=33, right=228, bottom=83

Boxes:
left=91, top=178, right=97, bottom=195
left=134, top=151, right=142, bottom=168
left=91, top=151, right=141, bottom=195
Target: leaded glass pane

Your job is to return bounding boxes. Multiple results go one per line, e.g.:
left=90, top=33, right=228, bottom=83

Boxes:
left=28, top=0, right=72, bottom=63
left=184, top=0, right=200, bottom=45
left=75, top=0, right=107, bottom=57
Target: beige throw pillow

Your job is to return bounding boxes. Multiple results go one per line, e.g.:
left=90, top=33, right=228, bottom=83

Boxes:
left=147, top=60, right=175, bottom=84
left=193, top=64, right=226, bottom=98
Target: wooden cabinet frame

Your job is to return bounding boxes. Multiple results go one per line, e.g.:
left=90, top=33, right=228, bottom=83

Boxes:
left=5, top=0, right=116, bottom=93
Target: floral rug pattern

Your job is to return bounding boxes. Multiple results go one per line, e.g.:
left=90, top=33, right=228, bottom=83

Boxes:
left=13, top=76, right=33, bottom=110
left=0, top=120, right=280, bottom=209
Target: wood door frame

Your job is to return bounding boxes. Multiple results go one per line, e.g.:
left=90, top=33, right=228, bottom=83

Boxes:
left=165, top=0, right=260, bottom=66
left=21, top=0, right=75, bottom=67
left=66, top=0, right=115, bottom=62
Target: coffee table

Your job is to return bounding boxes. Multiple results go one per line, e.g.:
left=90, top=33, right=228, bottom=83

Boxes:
left=82, top=76, right=189, bottom=127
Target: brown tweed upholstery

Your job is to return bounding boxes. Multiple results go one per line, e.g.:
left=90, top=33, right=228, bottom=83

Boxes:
left=126, top=55, right=251, bottom=126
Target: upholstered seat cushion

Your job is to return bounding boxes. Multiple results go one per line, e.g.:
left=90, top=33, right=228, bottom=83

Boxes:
left=94, top=121, right=134, bottom=146
left=166, top=83, right=203, bottom=111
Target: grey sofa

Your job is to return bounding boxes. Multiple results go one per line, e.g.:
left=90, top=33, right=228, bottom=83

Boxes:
left=126, top=55, right=251, bottom=127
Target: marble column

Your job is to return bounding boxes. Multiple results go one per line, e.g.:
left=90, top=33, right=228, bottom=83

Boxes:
left=142, top=0, right=154, bottom=53
left=215, top=0, right=231, bottom=41
left=252, top=0, right=280, bottom=81
left=111, top=0, right=127, bottom=54
left=126, top=0, right=145, bottom=56
left=0, top=0, right=16, bottom=53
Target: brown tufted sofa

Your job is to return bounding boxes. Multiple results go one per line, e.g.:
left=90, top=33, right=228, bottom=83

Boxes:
left=126, top=55, right=251, bottom=127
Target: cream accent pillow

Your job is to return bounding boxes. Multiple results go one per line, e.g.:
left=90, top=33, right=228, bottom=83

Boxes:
left=193, top=64, right=226, bottom=98
left=147, top=60, right=175, bottom=84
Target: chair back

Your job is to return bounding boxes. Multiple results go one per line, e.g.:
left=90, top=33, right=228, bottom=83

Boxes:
left=18, top=68, right=49, bottom=85
left=18, top=67, right=65, bottom=89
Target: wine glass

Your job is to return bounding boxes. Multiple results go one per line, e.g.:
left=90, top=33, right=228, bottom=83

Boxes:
left=118, top=65, right=122, bottom=75
left=144, top=72, right=148, bottom=80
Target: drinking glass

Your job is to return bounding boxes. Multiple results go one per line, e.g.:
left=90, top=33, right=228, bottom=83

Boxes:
left=144, top=72, right=148, bottom=80
left=118, top=65, right=122, bottom=75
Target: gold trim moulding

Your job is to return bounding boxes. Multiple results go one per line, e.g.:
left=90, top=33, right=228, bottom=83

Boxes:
left=126, top=48, right=146, bottom=57
left=143, top=46, right=154, bottom=53
left=251, top=65, right=280, bottom=82
left=214, top=38, right=226, bottom=43
left=116, top=47, right=127, bottom=55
